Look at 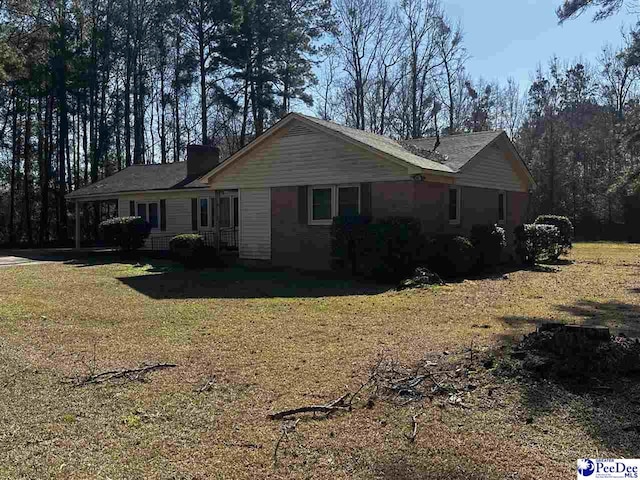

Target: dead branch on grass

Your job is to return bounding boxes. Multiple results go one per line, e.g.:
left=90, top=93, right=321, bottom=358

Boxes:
left=268, top=396, right=352, bottom=420
left=405, top=414, right=420, bottom=442
left=273, top=419, right=300, bottom=467
left=67, top=363, right=177, bottom=386
left=195, top=375, right=216, bottom=393
left=267, top=359, right=383, bottom=421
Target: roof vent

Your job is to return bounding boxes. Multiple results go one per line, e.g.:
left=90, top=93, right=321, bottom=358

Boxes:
left=186, top=145, right=220, bottom=177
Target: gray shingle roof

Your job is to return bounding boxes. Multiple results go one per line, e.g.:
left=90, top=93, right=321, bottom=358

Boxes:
left=66, top=162, right=206, bottom=200
left=400, top=130, right=504, bottom=171
left=298, top=114, right=456, bottom=173
left=68, top=116, right=508, bottom=200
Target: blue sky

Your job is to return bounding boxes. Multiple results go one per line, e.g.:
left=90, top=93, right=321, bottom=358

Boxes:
left=442, top=0, right=638, bottom=89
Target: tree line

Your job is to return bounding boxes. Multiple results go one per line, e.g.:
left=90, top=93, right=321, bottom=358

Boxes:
left=0, top=0, right=638, bottom=245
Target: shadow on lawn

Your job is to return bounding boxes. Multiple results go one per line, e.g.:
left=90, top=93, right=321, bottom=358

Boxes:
left=116, top=265, right=390, bottom=299
left=498, top=299, right=640, bottom=458
left=502, top=299, right=640, bottom=339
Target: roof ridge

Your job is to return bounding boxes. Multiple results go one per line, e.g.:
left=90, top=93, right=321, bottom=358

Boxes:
left=128, top=161, right=184, bottom=167
left=408, top=130, right=504, bottom=141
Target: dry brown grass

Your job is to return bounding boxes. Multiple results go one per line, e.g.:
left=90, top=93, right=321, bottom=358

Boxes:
left=0, top=242, right=639, bottom=479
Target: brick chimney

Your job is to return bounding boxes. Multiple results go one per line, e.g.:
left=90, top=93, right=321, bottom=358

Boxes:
left=186, top=145, right=220, bottom=177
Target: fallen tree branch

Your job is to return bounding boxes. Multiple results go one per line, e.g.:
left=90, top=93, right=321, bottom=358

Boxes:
left=405, top=414, right=419, bottom=442
left=69, top=363, right=177, bottom=386
left=273, top=419, right=299, bottom=467
left=268, top=402, right=350, bottom=421
left=195, top=375, right=216, bottom=393
left=268, top=364, right=380, bottom=421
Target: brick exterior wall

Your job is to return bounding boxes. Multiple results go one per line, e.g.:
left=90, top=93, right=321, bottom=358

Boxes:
left=271, top=186, right=333, bottom=271
left=270, top=182, right=530, bottom=270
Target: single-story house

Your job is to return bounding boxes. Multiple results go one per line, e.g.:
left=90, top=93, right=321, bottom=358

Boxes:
left=67, top=113, right=534, bottom=270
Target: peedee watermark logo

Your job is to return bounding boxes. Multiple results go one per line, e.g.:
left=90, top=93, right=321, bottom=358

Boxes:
left=578, top=459, right=640, bottom=479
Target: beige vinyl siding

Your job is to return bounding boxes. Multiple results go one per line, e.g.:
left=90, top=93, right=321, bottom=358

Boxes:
left=456, top=141, right=526, bottom=192
left=117, top=192, right=202, bottom=243
left=239, top=188, right=271, bottom=260
left=208, top=126, right=411, bottom=190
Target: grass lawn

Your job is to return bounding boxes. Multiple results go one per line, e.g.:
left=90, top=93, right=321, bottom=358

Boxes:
left=1, top=242, right=639, bottom=479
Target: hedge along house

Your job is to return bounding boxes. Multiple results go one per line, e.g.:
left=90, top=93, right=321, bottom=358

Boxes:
left=66, top=145, right=241, bottom=251
left=199, top=113, right=534, bottom=271
left=67, top=113, right=534, bottom=267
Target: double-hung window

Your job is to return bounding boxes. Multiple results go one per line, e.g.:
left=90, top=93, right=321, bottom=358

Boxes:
left=148, top=203, right=159, bottom=229
left=200, top=198, right=209, bottom=227
left=136, top=202, right=159, bottom=229
left=448, top=187, right=460, bottom=225
left=308, top=184, right=360, bottom=225
left=498, top=191, right=506, bottom=224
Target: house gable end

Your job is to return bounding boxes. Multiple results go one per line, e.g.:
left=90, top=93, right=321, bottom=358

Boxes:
left=455, top=134, right=530, bottom=192
left=206, top=118, right=414, bottom=190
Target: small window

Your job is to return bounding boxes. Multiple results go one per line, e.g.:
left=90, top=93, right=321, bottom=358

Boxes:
left=311, top=187, right=333, bottom=224
left=448, top=188, right=460, bottom=224
left=338, top=186, right=360, bottom=216
left=210, top=198, right=215, bottom=227
left=233, top=197, right=239, bottom=228
left=220, top=197, right=231, bottom=228
left=200, top=198, right=209, bottom=227
left=498, top=192, right=506, bottom=223
left=149, top=203, right=159, bottom=229
left=137, top=203, right=147, bottom=222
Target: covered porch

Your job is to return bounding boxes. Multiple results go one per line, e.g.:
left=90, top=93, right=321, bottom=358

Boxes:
left=70, top=190, right=239, bottom=253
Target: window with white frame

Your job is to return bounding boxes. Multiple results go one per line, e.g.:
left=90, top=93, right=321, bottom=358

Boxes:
left=448, top=187, right=460, bottom=225
left=308, top=184, right=360, bottom=225
left=498, top=191, right=506, bottom=223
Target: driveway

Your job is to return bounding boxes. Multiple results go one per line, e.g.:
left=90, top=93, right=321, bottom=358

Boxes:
left=0, top=252, right=53, bottom=268
left=0, top=249, right=83, bottom=268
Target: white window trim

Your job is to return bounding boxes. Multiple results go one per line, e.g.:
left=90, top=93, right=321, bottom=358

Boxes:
left=448, top=186, right=461, bottom=226
left=218, top=192, right=239, bottom=229
left=308, top=185, right=335, bottom=226
left=308, top=184, right=360, bottom=226
left=498, top=191, right=507, bottom=224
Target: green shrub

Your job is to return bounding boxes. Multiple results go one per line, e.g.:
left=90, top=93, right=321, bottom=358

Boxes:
left=471, top=224, right=506, bottom=270
left=169, top=234, right=206, bottom=267
left=331, top=216, right=424, bottom=281
left=427, top=235, right=477, bottom=277
left=534, top=215, right=573, bottom=254
left=99, top=216, right=151, bottom=251
left=514, top=224, right=561, bottom=265
left=330, top=215, right=373, bottom=273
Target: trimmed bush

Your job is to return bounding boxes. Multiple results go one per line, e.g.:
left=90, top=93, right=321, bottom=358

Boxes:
left=534, top=215, right=573, bottom=254
left=169, top=234, right=206, bottom=267
left=427, top=235, right=477, bottom=277
left=330, top=215, right=373, bottom=273
left=471, top=224, right=506, bottom=270
left=331, top=216, right=424, bottom=281
left=514, top=224, right=561, bottom=265
left=99, top=216, right=151, bottom=251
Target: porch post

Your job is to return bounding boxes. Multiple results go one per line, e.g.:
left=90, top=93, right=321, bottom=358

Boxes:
left=214, top=190, right=221, bottom=251
left=75, top=200, right=81, bottom=249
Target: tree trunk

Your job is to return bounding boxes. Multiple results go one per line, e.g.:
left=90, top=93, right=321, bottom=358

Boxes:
left=198, top=5, right=208, bottom=145
left=24, top=96, right=33, bottom=246
left=57, top=21, right=70, bottom=242
left=9, top=89, right=19, bottom=245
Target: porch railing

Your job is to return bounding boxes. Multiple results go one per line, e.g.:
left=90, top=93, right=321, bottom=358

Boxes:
left=145, top=229, right=238, bottom=252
